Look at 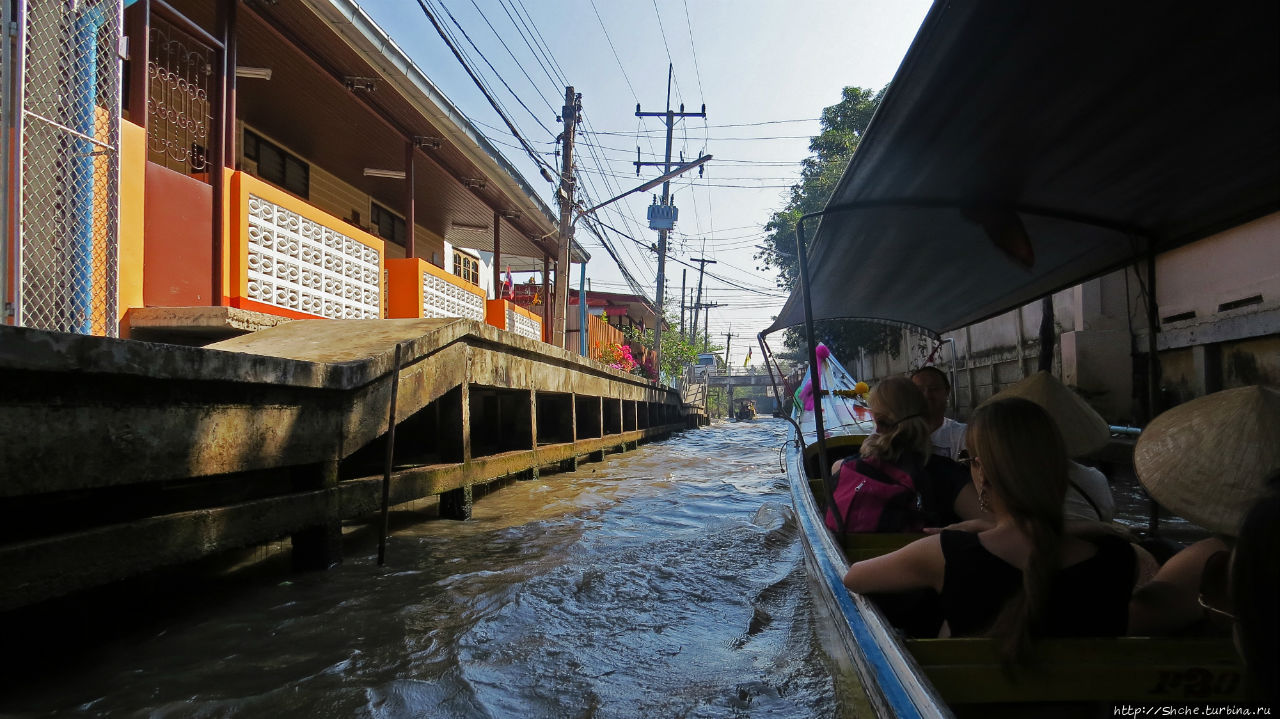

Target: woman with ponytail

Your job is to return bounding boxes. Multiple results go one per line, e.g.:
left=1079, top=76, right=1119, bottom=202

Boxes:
left=843, top=398, right=1146, bottom=660
left=824, top=376, right=977, bottom=534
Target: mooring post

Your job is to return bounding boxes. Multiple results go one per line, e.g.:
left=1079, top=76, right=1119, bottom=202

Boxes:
left=529, top=389, right=539, bottom=451
left=439, top=483, right=473, bottom=520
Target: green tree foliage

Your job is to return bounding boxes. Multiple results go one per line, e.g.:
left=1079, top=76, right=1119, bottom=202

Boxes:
left=623, top=314, right=720, bottom=382
left=756, top=86, right=902, bottom=361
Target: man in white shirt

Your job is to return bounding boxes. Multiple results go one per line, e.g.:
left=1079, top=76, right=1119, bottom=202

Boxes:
left=1065, top=461, right=1116, bottom=522
left=911, top=366, right=966, bottom=459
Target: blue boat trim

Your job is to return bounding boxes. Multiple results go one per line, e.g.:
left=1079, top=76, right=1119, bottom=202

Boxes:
left=787, top=441, right=948, bottom=718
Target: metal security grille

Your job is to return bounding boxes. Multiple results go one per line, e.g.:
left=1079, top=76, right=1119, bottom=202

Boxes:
left=16, top=0, right=122, bottom=336
left=146, top=13, right=212, bottom=176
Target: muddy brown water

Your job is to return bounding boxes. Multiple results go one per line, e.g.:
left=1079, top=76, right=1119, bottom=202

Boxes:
left=0, top=419, right=1199, bottom=718
left=0, top=420, right=859, bottom=718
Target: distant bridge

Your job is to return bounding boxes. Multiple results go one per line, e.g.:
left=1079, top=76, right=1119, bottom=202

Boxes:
left=703, top=369, right=777, bottom=388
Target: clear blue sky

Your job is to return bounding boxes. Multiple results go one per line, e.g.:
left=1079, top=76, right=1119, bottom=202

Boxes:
left=356, top=0, right=932, bottom=365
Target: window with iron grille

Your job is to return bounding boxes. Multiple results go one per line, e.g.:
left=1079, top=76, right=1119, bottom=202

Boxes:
left=369, top=202, right=406, bottom=247
left=243, top=130, right=308, bottom=199
left=453, top=252, right=479, bottom=286
left=146, top=14, right=215, bottom=179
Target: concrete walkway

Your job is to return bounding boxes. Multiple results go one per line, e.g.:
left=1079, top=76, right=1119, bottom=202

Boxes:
left=0, top=320, right=700, bottom=611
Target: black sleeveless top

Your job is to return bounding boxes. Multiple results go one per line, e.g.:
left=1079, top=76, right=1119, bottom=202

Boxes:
left=939, top=530, right=1136, bottom=637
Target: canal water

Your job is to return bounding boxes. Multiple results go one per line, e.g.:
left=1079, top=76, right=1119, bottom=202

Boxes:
left=1, top=419, right=857, bottom=718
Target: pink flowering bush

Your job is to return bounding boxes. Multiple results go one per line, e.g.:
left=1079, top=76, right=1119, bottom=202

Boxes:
left=637, top=352, right=658, bottom=381
left=600, top=342, right=638, bottom=372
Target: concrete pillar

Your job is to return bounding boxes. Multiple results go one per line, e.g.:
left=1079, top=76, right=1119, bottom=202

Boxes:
left=439, top=483, right=473, bottom=520
left=460, top=382, right=472, bottom=462
left=570, top=392, right=578, bottom=442
left=559, top=455, right=578, bottom=472
left=1191, top=343, right=1223, bottom=397
left=530, top=390, right=539, bottom=448
left=290, top=459, right=341, bottom=570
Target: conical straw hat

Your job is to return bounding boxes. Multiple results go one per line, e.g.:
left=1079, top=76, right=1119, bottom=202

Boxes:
left=1135, top=385, right=1280, bottom=536
left=984, top=370, right=1110, bottom=457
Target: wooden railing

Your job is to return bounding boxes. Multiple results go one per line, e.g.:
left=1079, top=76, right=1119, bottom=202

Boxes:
left=587, top=314, right=627, bottom=361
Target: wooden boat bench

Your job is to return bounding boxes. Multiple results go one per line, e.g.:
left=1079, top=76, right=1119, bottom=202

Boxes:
left=833, top=533, right=1249, bottom=704
left=907, top=637, right=1248, bottom=704
left=840, top=532, right=925, bottom=561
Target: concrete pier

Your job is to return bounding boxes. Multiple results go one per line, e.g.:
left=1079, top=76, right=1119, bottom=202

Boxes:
left=0, top=319, right=702, bottom=611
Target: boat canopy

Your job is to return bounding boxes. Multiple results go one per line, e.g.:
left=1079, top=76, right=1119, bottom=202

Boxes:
left=765, top=1, right=1280, bottom=337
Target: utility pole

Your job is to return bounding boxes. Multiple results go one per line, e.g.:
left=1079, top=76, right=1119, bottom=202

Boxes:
left=679, top=268, right=687, bottom=340
left=689, top=257, right=716, bottom=340
left=637, top=64, right=705, bottom=380
left=701, top=301, right=717, bottom=352
left=554, top=86, right=581, bottom=349
left=724, top=329, right=735, bottom=418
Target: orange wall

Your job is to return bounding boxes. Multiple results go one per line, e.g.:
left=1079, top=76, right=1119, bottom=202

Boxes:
left=484, top=298, right=543, bottom=332
left=484, top=298, right=508, bottom=329
left=144, top=163, right=214, bottom=306
left=387, top=258, right=425, bottom=318
left=117, top=120, right=146, bottom=335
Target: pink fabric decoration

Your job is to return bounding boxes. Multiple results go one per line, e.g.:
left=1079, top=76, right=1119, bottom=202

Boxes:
left=799, top=343, right=830, bottom=411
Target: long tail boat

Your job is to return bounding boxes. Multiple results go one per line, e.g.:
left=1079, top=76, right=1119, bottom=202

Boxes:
left=758, top=1, right=1275, bottom=714
left=779, top=348, right=1244, bottom=716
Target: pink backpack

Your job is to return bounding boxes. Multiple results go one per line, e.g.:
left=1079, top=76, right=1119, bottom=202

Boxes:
left=825, top=456, right=925, bottom=533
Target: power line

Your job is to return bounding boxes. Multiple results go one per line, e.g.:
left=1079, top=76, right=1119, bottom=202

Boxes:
left=434, top=0, right=553, bottom=137
left=464, top=0, right=559, bottom=117
left=588, top=0, right=639, bottom=103
left=512, top=0, right=569, bottom=85
left=495, top=0, right=560, bottom=90
left=595, top=118, right=821, bottom=132
left=650, top=0, right=678, bottom=92
left=585, top=215, right=787, bottom=299
left=414, top=0, right=557, bottom=177
left=596, top=133, right=819, bottom=141
left=577, top=167, right=800, bottom=182
left=681, top=0, right=705, bottom=102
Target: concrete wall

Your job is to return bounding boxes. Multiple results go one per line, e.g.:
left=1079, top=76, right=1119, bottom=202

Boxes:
left=0, top=319, right=695, bottom=610
left=854, top=211, right=1280, bottom=424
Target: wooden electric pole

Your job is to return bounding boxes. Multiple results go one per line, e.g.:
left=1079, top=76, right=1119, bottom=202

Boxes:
left=553, top=87, right=580, bottom=349
left=679, top=268, right=687, bottom=340
left=689, top=257, right=715, bottom=342
left=701, top=301, right=718, bottom=351
left=724, top=329, right=735, bottom=417
left=636, top=64, right=705, bottom=379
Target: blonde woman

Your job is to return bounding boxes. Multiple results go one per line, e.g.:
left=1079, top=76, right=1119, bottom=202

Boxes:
left=844, top=398, right=1150, bottom=658
left=824, top=376, right=977, bottom=534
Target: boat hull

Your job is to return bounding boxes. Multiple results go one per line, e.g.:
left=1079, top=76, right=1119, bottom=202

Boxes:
left=786, top=437, right=951, bottom=719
